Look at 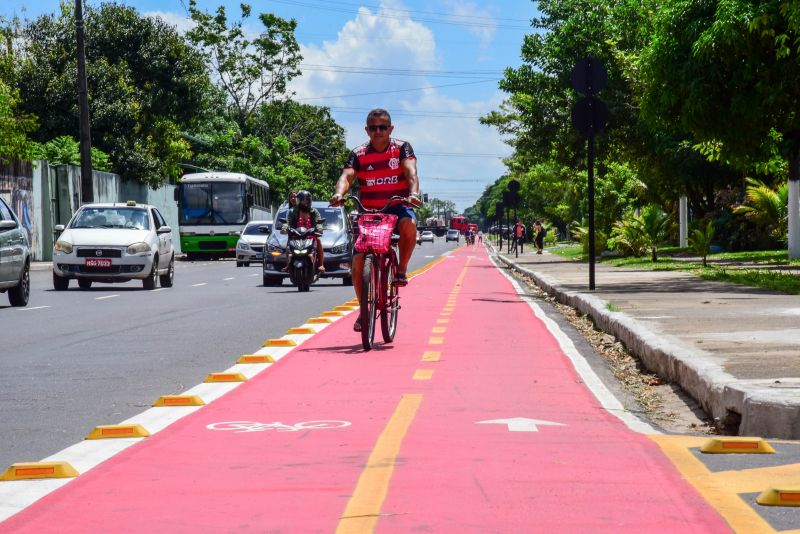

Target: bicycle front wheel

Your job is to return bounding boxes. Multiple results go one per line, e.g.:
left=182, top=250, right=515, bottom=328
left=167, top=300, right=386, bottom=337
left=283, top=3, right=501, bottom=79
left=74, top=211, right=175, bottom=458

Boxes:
left=380, top=249, right=399, bottom=343
left=360, top=254, right=378, bottom=350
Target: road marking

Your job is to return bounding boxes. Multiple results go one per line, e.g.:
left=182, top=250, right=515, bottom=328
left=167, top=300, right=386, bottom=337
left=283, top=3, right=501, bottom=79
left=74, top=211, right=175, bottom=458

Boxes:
left=152, top=288, right=166, bottom=292
left=249, top=273, right=258, bottom=277
left=476, top=417, right=566, bottom=432
left=428, top=337, right=444, bottom=345
left=436, top=318, right=449, bottom=324
left=432, top=327, right=446, bottom=334
left=16, top=306, right=51, bottom=311
left=192, top=283, right=207, bottom=287
left=413, top=370, right=434, bottom=380
left=421, top=351, right=440, bottom=362
left=95, top=295, right=119, bottom=300
left=224, top=277, right=235, bottom=281
left=336, top=394, right=423, bottom=534
left=424, top=255, right=434, bottom=258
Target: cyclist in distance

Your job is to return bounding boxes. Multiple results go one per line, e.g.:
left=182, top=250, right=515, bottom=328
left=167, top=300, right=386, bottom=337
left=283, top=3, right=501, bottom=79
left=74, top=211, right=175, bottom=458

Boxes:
left=330, top=108, right=421, bottom=331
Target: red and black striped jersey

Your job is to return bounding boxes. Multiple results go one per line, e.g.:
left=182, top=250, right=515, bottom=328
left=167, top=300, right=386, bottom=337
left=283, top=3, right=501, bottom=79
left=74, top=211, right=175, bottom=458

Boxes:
left=344, top=138, right=416, bottom=209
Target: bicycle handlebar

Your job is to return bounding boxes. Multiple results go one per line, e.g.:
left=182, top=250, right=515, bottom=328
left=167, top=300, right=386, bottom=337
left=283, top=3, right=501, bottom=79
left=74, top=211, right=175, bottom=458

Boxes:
left=341, top=195, right=418, bottom=214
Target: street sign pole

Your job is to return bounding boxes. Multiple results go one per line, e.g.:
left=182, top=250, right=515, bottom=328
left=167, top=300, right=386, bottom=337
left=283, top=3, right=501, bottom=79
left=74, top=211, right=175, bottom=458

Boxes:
left=588, top=131, right=595, bottom=290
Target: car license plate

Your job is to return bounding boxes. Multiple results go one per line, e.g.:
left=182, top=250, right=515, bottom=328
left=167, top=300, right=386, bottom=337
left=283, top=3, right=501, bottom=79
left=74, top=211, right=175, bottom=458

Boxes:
left=85, top=258, right=112, bottom=268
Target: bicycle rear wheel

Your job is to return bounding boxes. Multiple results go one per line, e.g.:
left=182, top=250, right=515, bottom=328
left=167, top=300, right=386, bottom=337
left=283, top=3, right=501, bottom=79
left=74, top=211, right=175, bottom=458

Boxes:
left=380, top=249, right=399, bottom=343
left=360, top=254, right=378, bottom=350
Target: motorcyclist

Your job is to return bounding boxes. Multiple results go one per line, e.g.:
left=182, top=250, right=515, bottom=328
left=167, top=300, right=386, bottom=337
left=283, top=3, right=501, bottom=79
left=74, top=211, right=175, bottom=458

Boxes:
left=282, top=190, right=325, bottom=273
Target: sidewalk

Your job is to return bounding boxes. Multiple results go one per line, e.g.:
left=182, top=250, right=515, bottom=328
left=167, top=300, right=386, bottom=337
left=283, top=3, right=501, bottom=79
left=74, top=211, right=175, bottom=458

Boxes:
left=495, top=244, right=800, bottom=439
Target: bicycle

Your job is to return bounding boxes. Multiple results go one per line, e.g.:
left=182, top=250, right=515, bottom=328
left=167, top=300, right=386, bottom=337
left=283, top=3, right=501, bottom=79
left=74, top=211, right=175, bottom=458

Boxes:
left=345, top=195, right=415, bottom=350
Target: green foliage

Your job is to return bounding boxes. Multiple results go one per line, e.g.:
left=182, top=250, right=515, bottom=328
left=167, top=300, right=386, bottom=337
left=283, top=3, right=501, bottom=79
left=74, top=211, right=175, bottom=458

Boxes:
left=689, top=219, right=715, bottom=267
left=15, top=3, right=210, bottom=186
left=187, top=1, right=302, bottom=131
left=608, top=210, right=648, bottom=257
left=733, top=177, right=788, bottom=242
left=0, top=79, right=37, bottom=162
left=32, top=136, right=112, bottom=171
left=570, top=223, right=607, bottom=256
left=640, top=204, right=671, bottom=261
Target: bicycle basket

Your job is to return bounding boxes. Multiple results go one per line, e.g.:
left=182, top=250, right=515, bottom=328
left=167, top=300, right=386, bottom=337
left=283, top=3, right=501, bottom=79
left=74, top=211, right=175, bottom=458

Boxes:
left=355, top=213, right=398, bottom=253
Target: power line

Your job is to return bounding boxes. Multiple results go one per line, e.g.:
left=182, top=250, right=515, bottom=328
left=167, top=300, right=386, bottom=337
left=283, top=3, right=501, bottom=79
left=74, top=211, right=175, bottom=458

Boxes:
left=328, top=107, right=485, bottom=119
left=300, top=64, right=504, bottom=79
left=270, top=0, right=531, bottom=30
left=417, top=152, right=507, bottom=158
left=295, top=78, right=498, bottom=101
left=308, top=0, right=531, bottom=24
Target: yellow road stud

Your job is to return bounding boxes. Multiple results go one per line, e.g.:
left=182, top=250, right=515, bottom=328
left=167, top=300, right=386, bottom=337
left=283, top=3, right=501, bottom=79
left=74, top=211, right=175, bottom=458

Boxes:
left=153, top=395, right=205, bottom=407
left=86, top=424, right=150, bottom=440
left=334, top=305, right=357, bottom=311
left=757, top=487, right=800, bottom=506
left=700, top=437, right=775, bottom=454
left=322, top=311, right=345, bottom=317
left=204, top=372, right=248, bottom=383
left=1, top=461, right=78, bottom=481
left=308, top=317, right=333, bottom=324
left=237, top=354, right=275, bottom=364
left=263, top=338, right=297, bottom=347
left=422, top=351, right=441, bottom=362
left=287, top=327, right=316, bottom=335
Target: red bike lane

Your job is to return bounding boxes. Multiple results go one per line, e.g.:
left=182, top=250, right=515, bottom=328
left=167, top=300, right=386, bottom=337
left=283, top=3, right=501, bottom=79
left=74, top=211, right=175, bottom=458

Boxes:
left=1, top=247, right=729, bottom=533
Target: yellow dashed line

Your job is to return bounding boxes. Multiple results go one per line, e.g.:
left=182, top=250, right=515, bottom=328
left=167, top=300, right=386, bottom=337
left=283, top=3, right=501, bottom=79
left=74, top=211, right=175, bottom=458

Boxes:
left=428, top=337, right=444, bottom=345
left=437, top=318, right=449, bottom=324
left=432, top=327, right=447, bottom=334
left=413, top=370, right=434, bottom=380
left=421, top=351, right=441, bottom=362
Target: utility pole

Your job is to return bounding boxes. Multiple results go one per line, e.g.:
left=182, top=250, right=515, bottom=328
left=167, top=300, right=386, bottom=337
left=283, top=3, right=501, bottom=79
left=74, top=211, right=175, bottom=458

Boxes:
left=75, top=0, right=93, bottom=203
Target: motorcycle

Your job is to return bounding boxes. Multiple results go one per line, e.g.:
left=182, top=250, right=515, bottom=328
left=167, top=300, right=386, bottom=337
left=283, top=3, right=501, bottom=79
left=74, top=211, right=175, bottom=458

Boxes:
left=284, top=225, right=320, bottom=292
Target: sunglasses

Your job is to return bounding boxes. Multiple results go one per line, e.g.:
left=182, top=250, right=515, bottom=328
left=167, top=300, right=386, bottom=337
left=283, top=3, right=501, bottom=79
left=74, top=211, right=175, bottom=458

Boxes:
left=367, top=124, right=390, bottom=132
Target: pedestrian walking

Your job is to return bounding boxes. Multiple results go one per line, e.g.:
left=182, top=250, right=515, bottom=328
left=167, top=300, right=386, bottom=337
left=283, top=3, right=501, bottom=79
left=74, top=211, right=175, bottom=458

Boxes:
left=533, top=220, right=545, bottom=254
left=514, top=220, right=525, bottom=254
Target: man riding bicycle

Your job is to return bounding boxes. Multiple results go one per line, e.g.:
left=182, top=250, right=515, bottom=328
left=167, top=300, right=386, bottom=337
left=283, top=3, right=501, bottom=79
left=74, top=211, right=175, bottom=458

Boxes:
left=330, top=108, right=421, bottom=332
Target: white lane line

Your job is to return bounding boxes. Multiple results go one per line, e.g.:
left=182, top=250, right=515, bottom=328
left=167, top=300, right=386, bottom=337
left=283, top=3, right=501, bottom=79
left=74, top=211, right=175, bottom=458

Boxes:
left=192, top=283, right=207, bottom=287
left=95, top=295, right=119, bottom=300
left=248, top=273, right=258, bottom=277
left=424, top=255, right=435, bottom=258
left=152, top=288, right=166, bottom=292
left=224, top=277, right=235, bottom=281
left=16, top=305, right=51, bottom=311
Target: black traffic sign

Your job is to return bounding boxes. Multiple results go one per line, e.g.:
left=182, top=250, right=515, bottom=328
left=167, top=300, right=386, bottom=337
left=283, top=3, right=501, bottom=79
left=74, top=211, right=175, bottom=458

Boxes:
left=507, top=179, right=521, bottom=193
left=571, top=96, right=609, bottom=136
left=571, top=58, right=607, bottom=96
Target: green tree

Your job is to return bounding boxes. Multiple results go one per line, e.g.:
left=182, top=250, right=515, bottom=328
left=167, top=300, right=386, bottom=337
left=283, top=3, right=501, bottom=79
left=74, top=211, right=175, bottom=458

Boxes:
left=187, top=1, right=302, bottom=132
left=0, top=79, right=37, bottom=162
left=733, top=177, right=788, bottom=242
left=33, top=135, right=112, bottom=171
left=14, top=3, right=207, bottom=185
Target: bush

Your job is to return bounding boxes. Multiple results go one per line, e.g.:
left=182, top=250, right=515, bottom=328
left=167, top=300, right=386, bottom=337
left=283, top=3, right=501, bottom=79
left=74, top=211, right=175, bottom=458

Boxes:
left=689, top=220, right=715, bottom=267
left=571, top=223, right=607, bottom=256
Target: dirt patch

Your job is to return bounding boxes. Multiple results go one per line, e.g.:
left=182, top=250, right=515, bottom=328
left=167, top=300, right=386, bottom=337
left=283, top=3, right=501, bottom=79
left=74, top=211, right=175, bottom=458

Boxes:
left=511, top=268, right=718, bottom=436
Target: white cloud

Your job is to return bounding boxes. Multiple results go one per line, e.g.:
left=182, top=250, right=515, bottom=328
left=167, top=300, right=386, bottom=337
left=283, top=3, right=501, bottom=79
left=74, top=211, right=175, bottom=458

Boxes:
left=440, top=0, right=496, bottom=49
left=291, top=1, right=510, bottom=210
left=143, top=11, right=195, bottom=34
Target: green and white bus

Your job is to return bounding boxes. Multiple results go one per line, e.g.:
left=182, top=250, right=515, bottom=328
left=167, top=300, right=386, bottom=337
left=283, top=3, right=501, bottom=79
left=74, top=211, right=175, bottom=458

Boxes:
left=175, top=172, right=271, bottom=259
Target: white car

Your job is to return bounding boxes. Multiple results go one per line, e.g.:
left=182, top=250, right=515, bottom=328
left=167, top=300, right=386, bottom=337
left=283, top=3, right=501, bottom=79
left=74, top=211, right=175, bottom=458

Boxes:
left=236, top=220, right=272, bottom=267
left=52, top=201, right=175, bottom=290
left=445, top=229, right=460, bottom=243
left=418, top=230, right=435, bottom=244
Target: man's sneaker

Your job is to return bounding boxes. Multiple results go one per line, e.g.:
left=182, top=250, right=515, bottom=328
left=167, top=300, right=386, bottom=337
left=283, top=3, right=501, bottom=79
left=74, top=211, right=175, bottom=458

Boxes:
left=394, top=272, right=408, bottom=287
left=353, top=315, right=362, bottom=332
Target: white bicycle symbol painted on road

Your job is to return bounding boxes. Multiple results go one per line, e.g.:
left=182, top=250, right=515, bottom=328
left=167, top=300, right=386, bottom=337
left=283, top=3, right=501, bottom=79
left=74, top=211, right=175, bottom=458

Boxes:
left=206, top=420, right=351, bottom=433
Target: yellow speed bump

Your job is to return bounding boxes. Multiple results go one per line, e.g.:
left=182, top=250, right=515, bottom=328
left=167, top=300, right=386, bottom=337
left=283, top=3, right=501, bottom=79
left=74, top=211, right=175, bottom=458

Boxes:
left=287, top=327, right=316, bottom=335
left=153, top=395, right=205, bottom=407
left=237, top=354, right=275, bottom=364
left=86, top=424, right=150, bottom=440
left=757, top=487, right=800, bottom=506
left=321, top=311, right=345, bottom=317
left=1, top=461, right=78, bottom=481
left=700, top=437, right=775, bottom=454
left=334, top=305, right=357, bottom=312
left=204, top=372, right=248, bottom=383
left=263, top=338, right=297, bottom=347
left=308, top=317, right=333, bottom=324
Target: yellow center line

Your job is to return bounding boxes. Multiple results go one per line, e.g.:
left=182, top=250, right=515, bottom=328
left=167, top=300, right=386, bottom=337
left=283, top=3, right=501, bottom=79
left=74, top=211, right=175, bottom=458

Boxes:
left=413, top=370, right=434, bottom=380
left=432, top=327, right=447, bottom=334
left=436, top=318, right=449, bottom=324
left=428, top=337, right=444, bottom=345
left=421, top=351, right=441, bottom=362
left=336, top=394, right=424, bottom=534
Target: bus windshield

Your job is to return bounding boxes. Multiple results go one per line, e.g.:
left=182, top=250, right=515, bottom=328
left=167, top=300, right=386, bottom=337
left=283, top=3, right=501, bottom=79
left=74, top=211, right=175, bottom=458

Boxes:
left=180, top=182, right=246, bottom=225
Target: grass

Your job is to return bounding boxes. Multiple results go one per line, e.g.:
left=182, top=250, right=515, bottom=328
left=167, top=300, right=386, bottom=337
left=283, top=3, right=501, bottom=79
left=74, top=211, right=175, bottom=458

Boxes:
left=548, top=244, right=800, bottom=294
left=605, top=302, right=621, bottom=312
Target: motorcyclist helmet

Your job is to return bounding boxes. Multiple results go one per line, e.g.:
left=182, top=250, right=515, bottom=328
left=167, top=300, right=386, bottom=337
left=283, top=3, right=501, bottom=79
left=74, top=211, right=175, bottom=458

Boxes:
left=297, top=190, right=312, bottom=210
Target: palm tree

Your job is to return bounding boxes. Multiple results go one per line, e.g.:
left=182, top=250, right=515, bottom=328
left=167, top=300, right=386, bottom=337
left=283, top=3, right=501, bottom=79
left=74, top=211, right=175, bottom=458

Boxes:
left=689, top=220, right=715, bottom=267
left=640, top=205, right=670, bottom=262
left=733, top=178, right=788, bottom=243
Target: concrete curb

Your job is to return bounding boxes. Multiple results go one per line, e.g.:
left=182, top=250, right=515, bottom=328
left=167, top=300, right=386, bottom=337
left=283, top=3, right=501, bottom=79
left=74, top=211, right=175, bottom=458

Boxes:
left=495, top=251, right=800, bottom=438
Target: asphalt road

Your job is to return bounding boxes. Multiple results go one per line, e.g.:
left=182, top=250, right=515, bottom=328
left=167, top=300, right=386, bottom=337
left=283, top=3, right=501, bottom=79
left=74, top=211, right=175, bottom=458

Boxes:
left=0, top=238, right=455, bottom=469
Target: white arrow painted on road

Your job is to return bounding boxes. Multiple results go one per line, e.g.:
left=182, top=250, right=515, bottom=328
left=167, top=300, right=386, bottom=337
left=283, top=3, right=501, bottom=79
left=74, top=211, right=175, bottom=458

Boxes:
left=476, top=417, right=566, bottom=432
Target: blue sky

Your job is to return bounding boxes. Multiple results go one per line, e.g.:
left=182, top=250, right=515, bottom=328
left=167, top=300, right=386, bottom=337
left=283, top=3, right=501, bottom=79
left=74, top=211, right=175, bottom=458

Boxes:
left=2, top=0, right=539, bottom=210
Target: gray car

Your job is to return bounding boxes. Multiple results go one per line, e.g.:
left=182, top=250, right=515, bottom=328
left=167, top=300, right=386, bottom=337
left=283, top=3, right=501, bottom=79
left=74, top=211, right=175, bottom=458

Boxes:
left=236, top=220, right=272, bottom=267
left=262, top=201, right=353, bottom=286
left=0, top=197, right=31, bottom=306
